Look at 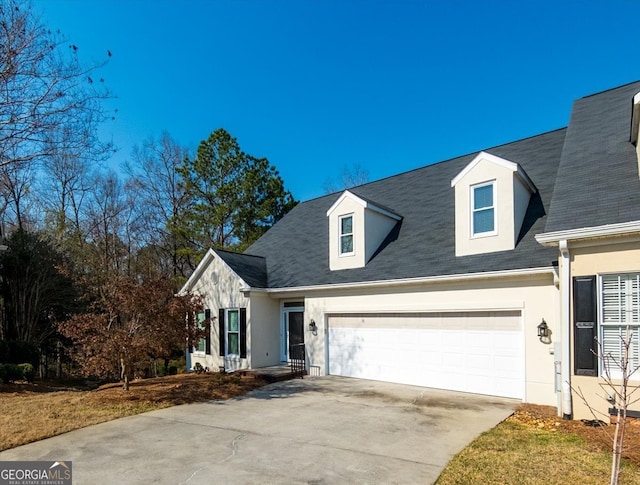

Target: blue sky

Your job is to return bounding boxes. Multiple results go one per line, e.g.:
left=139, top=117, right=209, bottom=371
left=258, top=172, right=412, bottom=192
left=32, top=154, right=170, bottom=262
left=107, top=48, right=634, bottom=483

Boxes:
left=32, top=0, right=640, bottom=202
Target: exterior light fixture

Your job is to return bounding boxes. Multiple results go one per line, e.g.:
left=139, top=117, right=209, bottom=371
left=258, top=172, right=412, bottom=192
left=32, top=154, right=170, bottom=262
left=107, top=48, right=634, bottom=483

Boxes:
left=537, top=319, right=550, bottom=340
left=309, top=320, right=317, bottom=333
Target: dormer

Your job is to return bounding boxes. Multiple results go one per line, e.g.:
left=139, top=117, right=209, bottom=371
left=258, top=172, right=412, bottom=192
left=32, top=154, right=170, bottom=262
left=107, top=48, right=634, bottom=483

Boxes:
left=451, top=151, right=536, bottom=257
left=326, top=190, right=402, bottom=271
left=630, top=91, right=640, bottom=178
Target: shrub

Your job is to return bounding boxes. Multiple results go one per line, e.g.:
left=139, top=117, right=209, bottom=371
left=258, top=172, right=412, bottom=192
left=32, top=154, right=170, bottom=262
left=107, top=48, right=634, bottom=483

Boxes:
left=18, top=363, right=34, bottom=382
left=0, top=363, right=23, bottom=383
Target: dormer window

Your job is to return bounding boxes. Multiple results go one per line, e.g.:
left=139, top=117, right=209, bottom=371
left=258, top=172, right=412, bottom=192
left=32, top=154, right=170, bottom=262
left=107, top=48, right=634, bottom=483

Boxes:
left=472, top=182, right=496, bottom=236
left=339, top=214, right=354, bottom=255
left=327, top=190, right=402, bottom=270
left=451, top=152, right=536, bottom=256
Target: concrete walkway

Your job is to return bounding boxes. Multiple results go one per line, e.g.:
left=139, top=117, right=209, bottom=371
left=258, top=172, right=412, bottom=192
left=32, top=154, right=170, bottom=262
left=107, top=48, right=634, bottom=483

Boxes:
left=0, top=376, right=518, bottom=484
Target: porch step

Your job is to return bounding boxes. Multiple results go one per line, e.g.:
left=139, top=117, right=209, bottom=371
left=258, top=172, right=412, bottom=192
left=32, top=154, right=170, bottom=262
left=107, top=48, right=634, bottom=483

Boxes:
left=234, top=367, right=306, bottom=383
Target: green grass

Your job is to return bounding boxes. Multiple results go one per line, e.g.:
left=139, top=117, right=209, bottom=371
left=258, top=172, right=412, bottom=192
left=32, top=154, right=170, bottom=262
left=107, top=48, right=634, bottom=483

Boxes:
left=436, top=421, right=640, bottom=485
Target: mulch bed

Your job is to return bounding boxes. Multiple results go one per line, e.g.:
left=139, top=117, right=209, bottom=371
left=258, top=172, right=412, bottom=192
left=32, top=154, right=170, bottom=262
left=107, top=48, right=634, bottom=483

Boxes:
left=508, top=404, right=640, bottom=465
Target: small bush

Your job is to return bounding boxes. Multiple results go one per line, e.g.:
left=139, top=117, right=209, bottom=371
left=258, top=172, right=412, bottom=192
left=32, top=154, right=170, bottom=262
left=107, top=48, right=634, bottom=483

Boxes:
left=18, top=363, right=34, bottom=382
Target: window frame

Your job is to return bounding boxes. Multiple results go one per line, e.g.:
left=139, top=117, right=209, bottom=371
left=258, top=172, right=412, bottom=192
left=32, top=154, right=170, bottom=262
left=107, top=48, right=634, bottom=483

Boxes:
left=338, top=213, right=354, bottom=256
left=470, top=181, right=497, bottom=237
left=194, top=310, right=207, bottom=354
left=598, top=272, right=640, bottom=380
left=226, top=308, right=241, bottom=357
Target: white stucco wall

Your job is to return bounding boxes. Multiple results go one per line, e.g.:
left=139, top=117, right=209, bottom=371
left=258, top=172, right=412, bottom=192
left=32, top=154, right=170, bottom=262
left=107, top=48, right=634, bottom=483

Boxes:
left=248, top=292, right=281, bottom=368
left=328, top=197, right=365, bottom=270
left=294, top=272, right=559, bottom=406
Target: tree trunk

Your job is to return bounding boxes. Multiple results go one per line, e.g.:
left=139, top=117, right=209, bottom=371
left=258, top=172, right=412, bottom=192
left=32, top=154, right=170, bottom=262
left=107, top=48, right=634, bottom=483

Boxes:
left=121, top=357, right=129, bottom=391
left=56, top=339, right=62, bottom=379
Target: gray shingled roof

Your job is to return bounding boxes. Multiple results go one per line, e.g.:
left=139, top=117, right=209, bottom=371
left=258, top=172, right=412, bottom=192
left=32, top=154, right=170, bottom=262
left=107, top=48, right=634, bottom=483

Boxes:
left=246, top=129, right=566, bottom=288
left=545, top=81, right=640, bottom=232
left=215, top=249, right=268, bottom=288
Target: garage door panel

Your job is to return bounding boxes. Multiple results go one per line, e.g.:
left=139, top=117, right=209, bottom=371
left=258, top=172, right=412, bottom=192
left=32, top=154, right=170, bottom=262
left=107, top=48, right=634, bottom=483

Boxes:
left=328, top=312, right=523, bottom=399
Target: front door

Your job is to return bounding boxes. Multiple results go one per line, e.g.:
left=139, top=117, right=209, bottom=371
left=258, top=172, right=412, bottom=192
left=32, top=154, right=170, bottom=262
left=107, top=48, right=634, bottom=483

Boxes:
left=282, top=309, right=304, bottom=361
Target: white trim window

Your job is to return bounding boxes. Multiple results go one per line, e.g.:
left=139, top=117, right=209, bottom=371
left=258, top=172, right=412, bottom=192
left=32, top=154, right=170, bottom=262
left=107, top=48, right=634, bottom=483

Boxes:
left=600, top=273, right=640, bottom=379
left=471, top=182, right=496, bottom=236
left=195, top=311, right=207, bottom=353
left=339, top=214, right=354, bottom=255
left=226, top=309, right=240, bottom=356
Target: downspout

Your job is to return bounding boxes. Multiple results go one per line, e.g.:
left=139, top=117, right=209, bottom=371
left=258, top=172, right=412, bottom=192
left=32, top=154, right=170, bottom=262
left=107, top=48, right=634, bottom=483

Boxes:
left=559, top=240, right=573, bottom=419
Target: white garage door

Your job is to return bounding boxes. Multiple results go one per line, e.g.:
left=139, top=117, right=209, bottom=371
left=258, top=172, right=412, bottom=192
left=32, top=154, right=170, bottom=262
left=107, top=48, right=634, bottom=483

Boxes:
left=328, top=311, right=523, bottom=399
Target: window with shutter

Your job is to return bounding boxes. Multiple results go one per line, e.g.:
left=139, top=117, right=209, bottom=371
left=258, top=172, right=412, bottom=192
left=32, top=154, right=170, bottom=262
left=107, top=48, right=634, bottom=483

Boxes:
left=600, top=274, right=640, bottom=379
left=221, top=308, right=247, bottom=358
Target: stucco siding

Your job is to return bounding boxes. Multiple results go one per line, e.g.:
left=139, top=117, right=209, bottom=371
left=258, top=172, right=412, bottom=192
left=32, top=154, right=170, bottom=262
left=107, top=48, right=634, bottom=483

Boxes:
left=248, top=292, right=281, bottom=368
left=569, top=237, right=640, bottom=419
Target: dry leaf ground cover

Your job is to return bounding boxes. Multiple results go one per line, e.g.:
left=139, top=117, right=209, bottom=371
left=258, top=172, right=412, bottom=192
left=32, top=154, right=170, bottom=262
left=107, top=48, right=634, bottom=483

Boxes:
left=0, top=373, right=268, bottom=451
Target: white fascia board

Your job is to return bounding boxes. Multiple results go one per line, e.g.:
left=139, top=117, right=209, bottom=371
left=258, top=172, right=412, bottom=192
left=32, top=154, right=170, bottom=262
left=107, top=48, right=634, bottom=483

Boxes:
left=326, top=190, right=366, bottom=216
left=242, top=266, right=555, bottom=295
left=179, top=248, right=216, bottom=294
left=326, top=189, right=402, bottom=221
left=366, top=203, right=403, bottom=221
left=631, top=92, right=640, bottom=144
left=535, top=220, right=640, bottom=246
left=450, top=151, right=536, bottom=193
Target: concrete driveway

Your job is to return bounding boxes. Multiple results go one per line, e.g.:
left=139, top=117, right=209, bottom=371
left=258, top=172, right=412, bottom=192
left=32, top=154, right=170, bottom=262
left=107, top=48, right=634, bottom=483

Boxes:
left=0, top=376, right=517, bottom=484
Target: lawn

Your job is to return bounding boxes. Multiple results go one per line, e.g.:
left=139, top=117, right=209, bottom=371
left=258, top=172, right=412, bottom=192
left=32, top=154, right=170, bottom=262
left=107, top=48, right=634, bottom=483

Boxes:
left=437, top=404, right=640, bottom=485
left=2, top=375, right=639, bottom=484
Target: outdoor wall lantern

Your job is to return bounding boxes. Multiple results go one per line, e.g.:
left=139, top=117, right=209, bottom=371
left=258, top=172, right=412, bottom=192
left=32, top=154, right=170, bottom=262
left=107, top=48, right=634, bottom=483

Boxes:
left=537, top=318, right=550, bottom=341
left=308, top=319, right=317, bottom=333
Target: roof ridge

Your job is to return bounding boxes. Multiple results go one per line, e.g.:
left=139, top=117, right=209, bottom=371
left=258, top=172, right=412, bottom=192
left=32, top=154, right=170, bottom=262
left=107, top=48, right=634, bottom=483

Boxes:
left=216, top=248, right=265, bottom=260
left=580, top=80, right=640, bottom=99
left=302, top=128, right=569, bottom=205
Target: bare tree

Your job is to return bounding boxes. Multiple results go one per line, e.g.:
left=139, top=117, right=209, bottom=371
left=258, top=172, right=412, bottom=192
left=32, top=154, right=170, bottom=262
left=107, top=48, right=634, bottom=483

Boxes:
left=323, top=163, right=370, bottom=194
left=0, top=157, right=37, bottom=231
left=39, top=150, right=94, bottom=240
left=85, top=171, right=130, bottom=276
left=125, top=132, right=191, bottom=278
left=0, top=0, right=112, bottom=169
left=574, top=328, right=640, bottom=485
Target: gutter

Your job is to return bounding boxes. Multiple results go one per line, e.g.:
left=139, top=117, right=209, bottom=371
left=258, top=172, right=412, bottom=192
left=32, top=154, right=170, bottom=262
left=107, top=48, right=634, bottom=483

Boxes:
left=242, top=266, right=556, bottom=294
left=536, top=220, right=640, bottom=246
left=559, top=240, right=573, bottom=419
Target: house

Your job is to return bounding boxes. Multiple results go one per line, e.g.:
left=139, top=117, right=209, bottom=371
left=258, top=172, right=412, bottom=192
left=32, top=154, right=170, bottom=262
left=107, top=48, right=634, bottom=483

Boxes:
left=181, top=81, right=640, bottom=420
